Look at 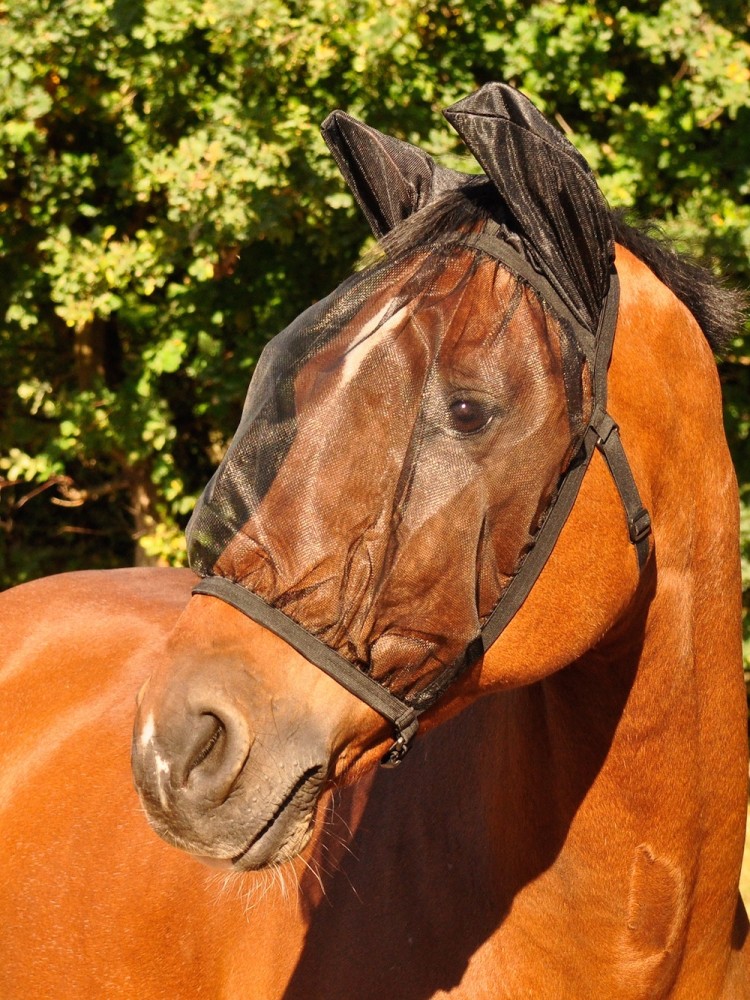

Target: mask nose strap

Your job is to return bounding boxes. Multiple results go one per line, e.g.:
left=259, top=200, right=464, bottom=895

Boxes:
left=191, top=576, right=420, bottom=766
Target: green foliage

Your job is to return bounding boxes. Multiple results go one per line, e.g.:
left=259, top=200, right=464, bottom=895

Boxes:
left=1, top=2, right=750, bottom=664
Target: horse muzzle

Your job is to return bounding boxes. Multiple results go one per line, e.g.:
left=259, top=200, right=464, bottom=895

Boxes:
left=131, top=658, right=330, bottom=871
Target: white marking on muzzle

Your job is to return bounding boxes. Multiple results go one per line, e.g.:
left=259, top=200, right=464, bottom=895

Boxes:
left=139, top=712, right=155, bottom=748
left=154, top=753, right=170, bottom=776
left=154, top=751, right=171, bottom=811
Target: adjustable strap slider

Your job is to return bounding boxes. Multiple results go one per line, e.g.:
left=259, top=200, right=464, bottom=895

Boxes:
left=590, top=407, right=618, bottom=445
left=628, top=508, right=652, bottom=545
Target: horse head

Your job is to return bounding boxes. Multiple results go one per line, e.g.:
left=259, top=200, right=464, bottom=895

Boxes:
left=131, top=84, right=659, bottom=870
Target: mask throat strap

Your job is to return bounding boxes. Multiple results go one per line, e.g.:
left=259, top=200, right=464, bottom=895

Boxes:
left=479, top=267, right=651, bottom=650
left=586, top=271, right=651, bottom=568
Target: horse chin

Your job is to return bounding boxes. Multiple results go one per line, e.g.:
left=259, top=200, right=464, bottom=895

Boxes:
left=138, top=760, right=327, bottom=872
left=189, top=806, right=319, bottom=873
left=223, top=765, right=325, bottom=872
left=228, top=815, right=317, bottom=873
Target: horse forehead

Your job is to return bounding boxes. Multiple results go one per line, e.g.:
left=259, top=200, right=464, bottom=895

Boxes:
left=436, top=281, right=561, bottom=388
left=296, top=253, right=536, bottom=397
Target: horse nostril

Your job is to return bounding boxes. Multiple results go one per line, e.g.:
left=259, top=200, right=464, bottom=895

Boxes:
left=176, top=706, right=253, bottom=805
left=132, top=692, right=255, bottom=817
left=185, top=714, right=226, bottom=785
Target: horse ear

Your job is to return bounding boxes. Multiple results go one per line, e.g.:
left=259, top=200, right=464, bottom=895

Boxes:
left=443, top=83, right=614, bottom=331
left=321, top=110, right=468, bottom=239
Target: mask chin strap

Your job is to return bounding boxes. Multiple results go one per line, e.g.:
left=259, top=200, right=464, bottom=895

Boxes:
left=191, top=256, right=651, bottom=769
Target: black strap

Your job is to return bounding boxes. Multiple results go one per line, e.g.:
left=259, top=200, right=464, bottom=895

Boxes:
left=192, top=576, right=419, bottom=766
left=480, top=424, right=598, bottom=650
left=480, top=271, right=651, bottom=648
left=591, top=269, right=621, bottom=401
left=588, top=269, right=651, bottom=570
left=590, top=409, right=651, bottom=570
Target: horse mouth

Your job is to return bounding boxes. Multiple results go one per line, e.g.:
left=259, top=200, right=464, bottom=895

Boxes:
left=229, top=765, right=325, bottom=871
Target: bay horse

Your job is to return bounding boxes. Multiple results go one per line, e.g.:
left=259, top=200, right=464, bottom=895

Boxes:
left=2, top=84, right=749, bottom=999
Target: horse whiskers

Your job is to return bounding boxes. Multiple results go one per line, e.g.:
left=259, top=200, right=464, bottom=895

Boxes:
left=326, top=830, right=360, bottom=863
left=319, top=812, right=361, bottom=865
left=203, top=866, right=248, bottom=907
left=277, top=859, right=303, bottom=912
left=299, top=852, right=328, bottom=900
left=200, top=861, right=276, bottom=917
left=214, top=857, right=308, bottom=918
left=324, top=793, right=361, bottom=863
left=315, top=838, right=363, bottom=903
left=239, top=868, right=274, bottom=916
left=328, top=792, right=357, bottom=841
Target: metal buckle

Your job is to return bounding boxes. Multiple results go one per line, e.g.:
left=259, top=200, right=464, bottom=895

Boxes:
left=593, top=410, right=618, bottom=446
left=628, top=508, right=652, bottom=544
left=380, top=707, right=419, bottom=767
left=381, top=734, right=411, bottom=768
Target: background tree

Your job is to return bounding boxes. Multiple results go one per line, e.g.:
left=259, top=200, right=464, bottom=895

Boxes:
left=2, top=0, right=749, bottom=661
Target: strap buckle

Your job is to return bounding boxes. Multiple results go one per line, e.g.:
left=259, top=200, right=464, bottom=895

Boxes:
left=381, top=734, right=411, bottom=768
left=591, top=408, right=618, bottom=446
left=380, top=707, right=419, bottom=768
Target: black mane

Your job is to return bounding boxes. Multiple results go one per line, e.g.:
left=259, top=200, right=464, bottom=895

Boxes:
left=609, top=212, right=746, bottom=354
left=378, top=181, right=746, bottom=355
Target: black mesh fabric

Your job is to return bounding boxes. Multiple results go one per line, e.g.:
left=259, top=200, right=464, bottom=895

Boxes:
left=187, top=237, right=593, bottom=703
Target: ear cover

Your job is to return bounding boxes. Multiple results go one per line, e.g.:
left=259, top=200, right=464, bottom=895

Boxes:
left=444, top=83, right=614, bottom=332
left=321, top=110, right=470, bottom=238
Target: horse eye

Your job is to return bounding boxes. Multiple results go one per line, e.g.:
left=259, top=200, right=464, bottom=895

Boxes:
left=447, top=398, right=493, bottom=435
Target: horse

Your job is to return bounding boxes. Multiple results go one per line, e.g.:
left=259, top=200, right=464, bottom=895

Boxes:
left=1, top=83, right=749, bottom=999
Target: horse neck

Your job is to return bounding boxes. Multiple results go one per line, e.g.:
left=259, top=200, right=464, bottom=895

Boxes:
left=342, top=263, right=748, bottom=917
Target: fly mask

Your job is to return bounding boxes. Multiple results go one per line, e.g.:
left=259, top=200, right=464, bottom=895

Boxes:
left=187, top=84, right=651, bottom=765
